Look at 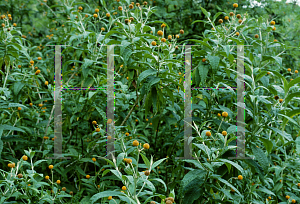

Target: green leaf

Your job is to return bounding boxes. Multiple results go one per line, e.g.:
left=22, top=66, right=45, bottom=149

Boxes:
left=258, top=137, right=273, bottom=155
left=216, top=159, right=243, bottom=173
left=13, top=81, right=25, bottom=96
left=281, top=109, right=300, bottom=131
left=0, top=125, right=25, bottom=133
left=218, top=187, right=233, bottom=200
left=144, top=91, right=152, bottom=118
left=255, top=71, right=268, bottom=82
left=226, top=125, right=237, bottom=135
left=272, top=56, right=282, bottom=67
left=137, top=69, right=157, bottom=86
left=182, top=159, right=205, bottom=171
left=193, top=67, right=200, bottom=86
left=76, top=165, right=86, bottom=176
left=142, top=178, right=156, bottom=192
left=222, top=45, right=230, bottom=57
left=146, top=77, right=160, bottom=93
left=213, top=12, right=224, bottom=22
left=144, top=53, right=158, bottom=62
left=123, top=48, right=133, bottom=67
left=8, top=103, right=27, bottom=109
left=251, top=144, right=269, bottom=172
left=120, top=41, right=131, bottom=56
left=136, top=34, right=159, bottom=41
left=140, top=153, right=150, bottom=169
left=244, top=159, right=265, bottom=184
left=151, top=158, right=167, bottom=169
left=181, top=177, right=204, bottom=203
left=207, top=55, right=220, bottom=70
left=104, top=30, right=128, bottom=39
left=187, top=39, right=212, bottom=50
left=34, top=160, right=47, bottom=167
left=268, top=126, right=293, bottom=141
left=82, top=58, right=94, bottom=79
left=272, top=71, right=288, bottom=94
left=100, top=0, right=106, bottom=8
left=90, top=191, right=126, bottom=204
left=194, top=144, right=211, bottom=157
left=284, top=92, right=300, bottom=106
left=95, top=107, right=107, bottom=122
left=287, top=76, right=300, bottom=90
left=180, top=169, right=206, bottom=196
left=164, top=86, right=174, bottom=107
left=216, top=177, right=243, bottom=197
left=257, top=186, right=276, bottom=196
left=81, top=77, right=94, bottom=87
left=198, top=63, right=209, bottom=86
left=278, top=114, right=300, bottom=129
left=88, top=92, right=97, bottom=100
left=169, top=189, right=175, bottom=200
left=110, top=169, right=123, bottom=181
left=191, top=20, right=207, bottom=25
left=56, top=194, right=72, bottom=198
left=200, top=6, right=211, bottom=18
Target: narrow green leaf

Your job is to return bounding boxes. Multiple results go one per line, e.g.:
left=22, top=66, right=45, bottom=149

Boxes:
left=34, top=160, right=47, bottom=167
left=151, top=158, right=167, bottom=169
left=140, top=153, right=150, bottom=169
left=257, top=186, right=276, bottom=196
left=281, top=109, right=300, bottom=131
left=217, top=177, right=243, bottom=197
left=268, top=126, right=293, bottom=141
left=110, top=169, right=123, bottom=181
left=90, top=191, right=127, bottom=204
left=213, top=12, right=224, bottom=22
left=287, top=76, right=300, bottom=90
left=255, top=71, right=268, bottom=82
left=75, top=165, right=86, bottom=176
left=191, top=20, right=207, bottom=25
left=200, top=6, right=211, bottom=18
left=278, top=113, right=300, bottom=129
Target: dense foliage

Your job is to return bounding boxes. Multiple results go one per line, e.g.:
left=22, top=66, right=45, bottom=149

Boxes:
left=1, top=0, right=300, bottom=203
